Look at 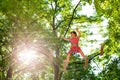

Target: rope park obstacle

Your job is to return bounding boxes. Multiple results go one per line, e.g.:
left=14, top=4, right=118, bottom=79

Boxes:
left=61, top=43, right=105, bottom=71
left=57, top=43, right=105, bottom=79
left=58, top=26, right=106, bottom=72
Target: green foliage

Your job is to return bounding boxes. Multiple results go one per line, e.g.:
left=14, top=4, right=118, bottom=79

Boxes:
left=0, top=0, right=120, bottom=80
left=94, top=0, right=120, bottom=56
left=98, top=57, right=120, bottom=80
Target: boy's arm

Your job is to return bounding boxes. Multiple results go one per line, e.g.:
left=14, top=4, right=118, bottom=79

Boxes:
left=63, top=38, right=70, bottom=41
left=76, top=28, right=80, bottom=38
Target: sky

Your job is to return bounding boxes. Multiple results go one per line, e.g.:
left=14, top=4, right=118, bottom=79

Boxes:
left=72, top=0, right=95, bottom=17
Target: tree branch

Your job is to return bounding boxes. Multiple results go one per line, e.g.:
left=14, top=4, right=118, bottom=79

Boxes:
left=63, top=0, right=81, bottom=37
left=52, top=0, right=58, bottom=31
left=55, top=20, right=64, bottom=30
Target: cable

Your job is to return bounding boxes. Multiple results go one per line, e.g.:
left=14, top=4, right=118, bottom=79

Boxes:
left=92, top=59, right=102, bottom=71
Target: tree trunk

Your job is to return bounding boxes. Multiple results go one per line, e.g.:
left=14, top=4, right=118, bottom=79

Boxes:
left=54, top=64, right=59, bottom=80
left=54, top=47, right=59, bottom=80
left=6, top=66, right=12, bottom=79
left=59, top=71, right=63, bottom=80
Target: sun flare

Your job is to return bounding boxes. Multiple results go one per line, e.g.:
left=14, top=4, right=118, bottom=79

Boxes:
left=18, top=48, right=38, bottom=65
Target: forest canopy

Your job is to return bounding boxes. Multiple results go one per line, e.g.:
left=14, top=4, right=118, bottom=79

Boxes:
left=0, top=0, right=120, bottom=80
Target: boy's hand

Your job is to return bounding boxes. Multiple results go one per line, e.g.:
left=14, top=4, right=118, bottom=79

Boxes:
left=76, top=28, right=79, bottom=31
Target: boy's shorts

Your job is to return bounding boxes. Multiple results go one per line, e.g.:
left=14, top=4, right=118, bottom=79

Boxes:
left=68, top=46, right=81, bottom=54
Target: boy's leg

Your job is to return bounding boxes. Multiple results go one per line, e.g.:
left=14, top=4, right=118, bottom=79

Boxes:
left=79, top=49, right=88, bottom=67
left=66, top=53, right=71, bottom=62
left=63, top=60, right=67, bottom=72
left=63, top=53, right=71, bottom=72
left=84, top=56, right=88, bottom=67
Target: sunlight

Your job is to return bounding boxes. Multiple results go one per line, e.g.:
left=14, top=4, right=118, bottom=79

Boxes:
left=78, top=3, right=95, bottom=17
left=18, top=48, right=38, bottom=65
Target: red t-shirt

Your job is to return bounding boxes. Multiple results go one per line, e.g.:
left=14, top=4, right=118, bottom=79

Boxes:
left=70, top=37, right=79, bottom=45
left=68, top=37, right=80, bottom=54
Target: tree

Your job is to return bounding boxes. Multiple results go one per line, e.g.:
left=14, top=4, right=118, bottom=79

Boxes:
left=0, top=0, right=56, bottom=79
left=1, top=0, right=120, bottom=80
